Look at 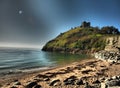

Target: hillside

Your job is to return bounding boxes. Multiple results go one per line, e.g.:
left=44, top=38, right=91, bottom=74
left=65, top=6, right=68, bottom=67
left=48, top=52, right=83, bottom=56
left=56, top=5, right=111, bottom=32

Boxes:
left=42, top=21, right=120, bottom=54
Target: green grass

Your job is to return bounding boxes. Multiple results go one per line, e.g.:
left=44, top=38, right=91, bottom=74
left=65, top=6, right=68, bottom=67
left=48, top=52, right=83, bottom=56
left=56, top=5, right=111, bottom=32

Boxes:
left=42, top=26, right=119, bottom=52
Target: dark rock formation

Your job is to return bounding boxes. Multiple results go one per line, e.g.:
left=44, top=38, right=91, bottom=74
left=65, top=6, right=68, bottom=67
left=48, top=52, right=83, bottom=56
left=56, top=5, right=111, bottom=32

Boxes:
left=92, top=79, right=101, bottom=84
left=84, top=82, right=92, bottom=88
left=103, top=76, right=120, bottom=87
left=76, top=79, right=84, bottom=85
left=10, top=86, right=17, bottom=88
left=34, top=85, right=42, bottom=88
left=63, top=76, right=77, bottom=85
left=25, top=82, right=37, bottom=88
left=49, top=79, right=61, bottom=86
left=81, top=69, right=93, bottom=74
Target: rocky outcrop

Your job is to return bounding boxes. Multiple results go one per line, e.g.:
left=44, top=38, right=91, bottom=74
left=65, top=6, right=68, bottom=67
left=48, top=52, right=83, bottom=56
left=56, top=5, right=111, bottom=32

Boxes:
left=101, top=76, right=120, bottom=88
left=94, top=36, right=120, bottom=63
left=94, top=50, right=120, bottom=63
left=105, top=36, right=120, bottom=52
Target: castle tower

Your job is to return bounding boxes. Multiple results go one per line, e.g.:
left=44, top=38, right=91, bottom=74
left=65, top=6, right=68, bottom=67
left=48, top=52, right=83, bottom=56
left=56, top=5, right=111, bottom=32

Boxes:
left=81, top=21, right=91, bottom=28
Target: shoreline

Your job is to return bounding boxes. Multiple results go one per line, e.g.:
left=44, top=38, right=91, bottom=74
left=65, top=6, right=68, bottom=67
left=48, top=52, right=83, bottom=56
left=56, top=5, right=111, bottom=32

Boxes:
left=0, top=58, right=91, bottom=85
left=1, top=58, right=120, bottom=88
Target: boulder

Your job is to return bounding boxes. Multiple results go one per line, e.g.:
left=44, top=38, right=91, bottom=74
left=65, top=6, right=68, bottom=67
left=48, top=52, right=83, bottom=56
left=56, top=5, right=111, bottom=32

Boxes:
left=34, top=85, right=42, bottom=88
left=14, top=81, right=21, bottom=85
left=64, top=76, right=77, bottom=85
left=76, top=79, right=84, bottom=85
left=49, top=79, right=61, bottom=86
left=92, top=79, right=101, bottom=84
left=105, top=76, right=120, bottom=87
left=25, top=82, right=37, bottom=88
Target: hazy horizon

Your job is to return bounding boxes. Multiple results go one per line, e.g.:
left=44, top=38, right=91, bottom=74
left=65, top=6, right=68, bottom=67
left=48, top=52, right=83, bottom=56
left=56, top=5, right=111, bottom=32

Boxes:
left=0, top=43, right=43, bottom=49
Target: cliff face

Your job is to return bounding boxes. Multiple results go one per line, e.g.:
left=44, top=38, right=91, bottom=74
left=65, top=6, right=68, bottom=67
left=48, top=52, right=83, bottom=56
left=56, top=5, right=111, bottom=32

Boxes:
left=105, top=36, right=120, bottom=52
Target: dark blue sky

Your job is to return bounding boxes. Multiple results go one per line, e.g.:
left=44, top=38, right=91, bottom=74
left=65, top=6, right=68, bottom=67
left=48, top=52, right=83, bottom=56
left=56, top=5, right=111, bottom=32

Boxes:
left=0, top=0, right=120, bottom=48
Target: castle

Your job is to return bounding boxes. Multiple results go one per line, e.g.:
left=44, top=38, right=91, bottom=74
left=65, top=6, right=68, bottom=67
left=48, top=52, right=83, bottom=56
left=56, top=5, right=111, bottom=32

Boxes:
left=81, top=21, right=91, bottom=28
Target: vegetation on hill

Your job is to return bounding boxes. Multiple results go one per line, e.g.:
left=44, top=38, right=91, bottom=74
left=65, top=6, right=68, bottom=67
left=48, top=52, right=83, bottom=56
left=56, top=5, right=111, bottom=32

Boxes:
left=42, top=22, right=120, bottom=54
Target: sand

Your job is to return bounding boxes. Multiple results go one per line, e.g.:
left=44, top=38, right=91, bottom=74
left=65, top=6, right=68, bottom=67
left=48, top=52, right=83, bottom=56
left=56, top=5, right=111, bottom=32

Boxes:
left=1, top=59, right=120, bottom=88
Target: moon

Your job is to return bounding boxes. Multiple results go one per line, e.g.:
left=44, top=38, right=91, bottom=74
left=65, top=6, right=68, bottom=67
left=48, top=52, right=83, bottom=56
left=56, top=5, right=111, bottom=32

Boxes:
left=19, top=10, right=23, bottom=14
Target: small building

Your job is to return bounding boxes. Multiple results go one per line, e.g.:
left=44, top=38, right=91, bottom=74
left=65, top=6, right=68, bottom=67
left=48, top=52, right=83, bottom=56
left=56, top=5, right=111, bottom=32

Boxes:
left=81, top=21, right=91, bottom=28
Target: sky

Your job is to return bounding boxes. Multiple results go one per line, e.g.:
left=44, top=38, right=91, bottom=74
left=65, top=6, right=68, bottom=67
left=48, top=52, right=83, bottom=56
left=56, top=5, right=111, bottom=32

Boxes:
left=0, top=0, right=120, bottom=48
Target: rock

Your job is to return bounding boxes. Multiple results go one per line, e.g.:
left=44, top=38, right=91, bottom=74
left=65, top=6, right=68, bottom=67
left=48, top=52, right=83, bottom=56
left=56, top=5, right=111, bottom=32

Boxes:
left=112, top=76, right=117, bottom=80
left=66, top=67, right=71, bottom=70
left=34, top=85, right=42, bottom=88
left=81, top=76, right=92, bottom=81
left=105, top=76, right=120, bottom=87
left=100, top=65, right=106, bottom=67
left=101, top=68, right=108, bottom=72
left=84, top=82, right=92, bottom=88
left=36, top=74, right=49, bottom=78
left=74, top=65, right=82, bottom=70
left=64, top=79, right=75, bottom=85
left=14, top=81, right=21, bottom=85
left=96, top=72, right=104, bottom=76
left=89, top=64, right=95, bottom=68
left=13, top=79, right=18, bottom=82
left=94, top=50, right=120, bottom=63
left=76, top=79, right=84, bottom=85
left=100, top=77, right=105, bottom=81
left=44, top=78, right=50, bottom=81
left=45, top=72, right=55, bottom=78
left=36, top=73, right=52, bottom=81
left=49, top=79, right=61, bottom=86
left=101, top=82, right=108, bottom=88
left=92, top=84, right=101, bottom=88
left=92, top=79, right=101, bottom=84
left=10, top=86, right=17, bottom=88
left=106, top=80, right=120, bottom=86
left=112, top=76, right=120, bottom=80
left=105, top=78, right=113, bottom=82
left=64, top=76, right=77, bottom=85
left=33, top=78, right=42, bottom=82
left=64, top=67, right=73, bottom=73
left=25, top=82, right=37, bottom=88
left=6, top=83, right=10, bottom=85
left=117, top=76, right=120, bottom=79
left=81, top=69, right=93, bottom=74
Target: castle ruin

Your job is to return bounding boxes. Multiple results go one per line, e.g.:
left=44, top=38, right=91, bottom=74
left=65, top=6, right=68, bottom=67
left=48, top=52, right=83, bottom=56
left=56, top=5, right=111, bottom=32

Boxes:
left=81, top=21, right=91, bottom=28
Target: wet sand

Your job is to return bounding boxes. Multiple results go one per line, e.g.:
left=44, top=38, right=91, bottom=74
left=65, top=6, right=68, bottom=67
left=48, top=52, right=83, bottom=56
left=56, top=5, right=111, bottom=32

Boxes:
left=1, top=59, right=120, bottom=88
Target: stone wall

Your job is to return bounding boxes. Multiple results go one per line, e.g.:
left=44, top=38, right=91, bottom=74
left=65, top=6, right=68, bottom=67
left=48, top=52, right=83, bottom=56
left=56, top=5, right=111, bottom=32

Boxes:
left=81, top=21, right=91, bottom=28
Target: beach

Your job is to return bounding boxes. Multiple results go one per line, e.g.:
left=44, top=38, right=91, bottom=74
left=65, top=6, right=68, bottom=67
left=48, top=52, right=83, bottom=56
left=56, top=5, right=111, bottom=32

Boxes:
left=1, top=59, right=120, bottom=88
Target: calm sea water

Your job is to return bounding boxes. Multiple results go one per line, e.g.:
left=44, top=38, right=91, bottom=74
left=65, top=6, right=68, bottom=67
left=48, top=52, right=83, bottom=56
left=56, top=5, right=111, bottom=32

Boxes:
left=0, top=48, right=90, bottom=74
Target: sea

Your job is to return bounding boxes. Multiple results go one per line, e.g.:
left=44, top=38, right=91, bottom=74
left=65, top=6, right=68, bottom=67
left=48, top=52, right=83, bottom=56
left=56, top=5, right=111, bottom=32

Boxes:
left=0, top=48, right=90, bottom=75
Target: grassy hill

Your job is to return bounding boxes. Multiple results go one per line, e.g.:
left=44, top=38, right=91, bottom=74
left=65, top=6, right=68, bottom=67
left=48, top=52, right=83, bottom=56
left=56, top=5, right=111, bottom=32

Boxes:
left=42, top=22, right=120, bottom=54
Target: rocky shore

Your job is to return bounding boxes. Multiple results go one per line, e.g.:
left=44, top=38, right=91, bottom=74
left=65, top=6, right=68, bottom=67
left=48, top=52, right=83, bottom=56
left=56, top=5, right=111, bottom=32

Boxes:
left=94, top=50, right=120, bottom=63
left=1, top=59, right=120, bottom=88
